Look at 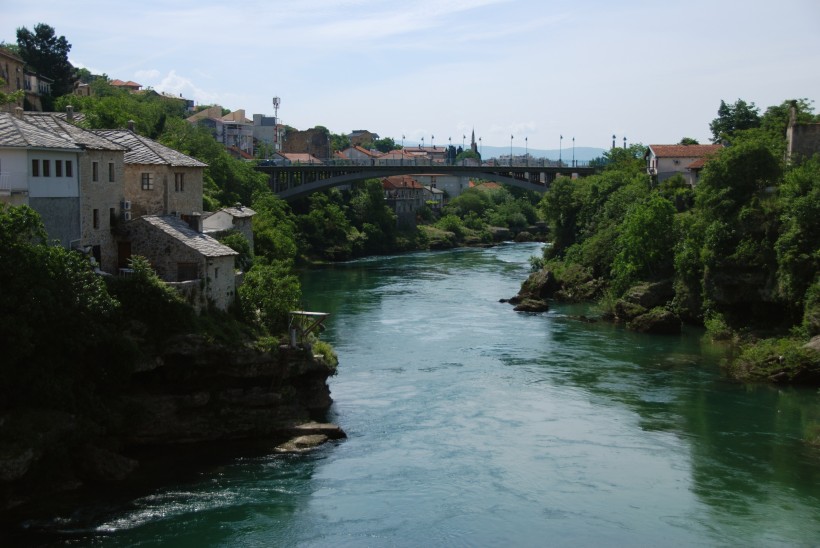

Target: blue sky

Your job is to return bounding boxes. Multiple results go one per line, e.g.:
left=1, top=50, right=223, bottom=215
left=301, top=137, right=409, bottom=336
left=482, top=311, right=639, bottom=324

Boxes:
left=3, top=0, right=819, bottom=152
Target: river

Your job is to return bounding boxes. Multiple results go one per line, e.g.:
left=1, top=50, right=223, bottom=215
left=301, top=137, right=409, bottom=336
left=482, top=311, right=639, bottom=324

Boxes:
left=20, top=243, right=820, bottom=546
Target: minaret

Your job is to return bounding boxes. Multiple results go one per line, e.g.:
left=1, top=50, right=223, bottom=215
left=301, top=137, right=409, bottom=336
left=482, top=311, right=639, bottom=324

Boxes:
left=471, top=128, right=478, bottom=154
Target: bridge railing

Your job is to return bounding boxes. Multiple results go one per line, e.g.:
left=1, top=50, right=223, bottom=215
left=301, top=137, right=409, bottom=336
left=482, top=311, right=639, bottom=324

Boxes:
left=253, top=157, right=594, bottom=169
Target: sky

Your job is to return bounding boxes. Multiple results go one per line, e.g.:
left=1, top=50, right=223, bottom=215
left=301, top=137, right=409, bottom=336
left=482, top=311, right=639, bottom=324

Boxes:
left=3, top=0, right=820, bottom=154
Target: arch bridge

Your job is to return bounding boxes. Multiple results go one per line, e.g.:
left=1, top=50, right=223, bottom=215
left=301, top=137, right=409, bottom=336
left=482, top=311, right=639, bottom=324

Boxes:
left=256, top=162, right=598, bottom=201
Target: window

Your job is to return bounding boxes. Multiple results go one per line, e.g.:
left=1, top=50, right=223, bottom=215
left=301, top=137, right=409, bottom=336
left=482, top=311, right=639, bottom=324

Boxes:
left=174, top=172, right=185, bottom=192
left=92, top=161, right=99, bottom=182
left=31, top=159, right=39, bottom=177
left=214, top=267, right=219, bottom=279
left=42, top=160, right=50, bottom=177
left=177, top=263, right=198, bottom=281
left=65, top=160, right=73, bottom=177
left=108, top=162, right=115, bottom=182
left=93, top=208, right=100, bottom=229
left=141, top=172, right=154, bottom=190
left=55, top=160, right=63, bottom=177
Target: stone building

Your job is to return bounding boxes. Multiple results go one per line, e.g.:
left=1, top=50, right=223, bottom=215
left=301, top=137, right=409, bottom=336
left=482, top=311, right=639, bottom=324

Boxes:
left=0, top=48, right=25, bottom=113
left=0, top=110, right=82, bottom=248
left=645, top=144, right=724, bottom=186
left=24, top=111, right=129, bottom=272
left=382, top=175, right=425, bottom=229
left=94, top=127, right=207, bottom=221
left=203, top=205, right=256, bottom=254
left=125, top=215, right=238, bottom=311
left=787, top=107, right=820, bottom=164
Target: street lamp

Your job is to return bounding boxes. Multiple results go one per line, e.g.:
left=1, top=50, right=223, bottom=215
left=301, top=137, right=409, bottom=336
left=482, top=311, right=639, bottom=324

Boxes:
left=449, top=136, right=452, bottom=165
left=479, top=137, right=482, bottom=159
left=462, top=134, right=466, bottom=150
left=623, top=136, right=627, bottom=149
left=510, top=134, right=514, bottom=167
left=559, top=135, right=563, bottom=166
left=401, top=135, right=405, bottom=165
left=432, top=135, right=435, bottom=149
left=572, top=137, right=575, bottom=167
left=525, top=137, right=528, bottom=167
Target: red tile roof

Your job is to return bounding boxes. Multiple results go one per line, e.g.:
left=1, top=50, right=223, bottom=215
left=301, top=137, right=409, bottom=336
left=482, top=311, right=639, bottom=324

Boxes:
left=648, top=144, right=723, bottom=158
left=382, top=175, right=424, bottom=190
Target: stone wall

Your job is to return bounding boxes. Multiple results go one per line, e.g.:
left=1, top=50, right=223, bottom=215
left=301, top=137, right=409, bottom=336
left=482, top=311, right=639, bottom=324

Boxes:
left=788, top=123, right=820, bottom=163
left=80, top=150, right=125, bottom=273
left=124, top=165, right=204, bottom=218
left=283, top=128, right=331, bottom=158
left=28, top=197, right=80, bottom=248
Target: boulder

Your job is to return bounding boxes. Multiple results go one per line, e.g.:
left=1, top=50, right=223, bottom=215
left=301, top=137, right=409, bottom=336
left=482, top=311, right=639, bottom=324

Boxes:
left=622, top=280, right=674, bottom=309
left=274, top=434, right=330, bottom=454
left=517, top=269, right=560, bottom=301
left=513, top=298, right=550, bottom=313
left=628, top=308, right=682, bottom=334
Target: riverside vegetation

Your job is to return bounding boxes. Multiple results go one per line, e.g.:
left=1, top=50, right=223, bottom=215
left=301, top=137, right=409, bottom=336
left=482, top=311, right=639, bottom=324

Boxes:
left=521, top=98, right=819, bottom=385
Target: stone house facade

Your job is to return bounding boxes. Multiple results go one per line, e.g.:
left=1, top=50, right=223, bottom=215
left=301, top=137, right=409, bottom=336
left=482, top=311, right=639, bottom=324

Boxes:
left=94, top=129, right=207, bottom=220
left=125, top=215, right=238, bottom=311
left=787, top=106, right=820, bottom=164
left=0, top=48, right=25, bottom=113
left=382, top=175, right=425, bottom=229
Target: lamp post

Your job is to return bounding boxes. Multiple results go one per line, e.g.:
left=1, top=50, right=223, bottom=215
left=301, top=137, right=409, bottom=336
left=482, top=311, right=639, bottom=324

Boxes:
left=479, top=137, right=482, bottom=159
left=432, top=135, right=435, bottom=149
left=525, top=136, right=528, bottom=167
left=462, top=134, right=466, bottom=150
left=572, top=137, right=575, bottom=167
left=559, top=135, right=563, bottom=166
left=510, top=134, right=514, bottom=167
left=623, top=136, right=627, bottom=149
left=401, top=135, right=405, bottom=165
left=449, top=136, right=452, bottom=165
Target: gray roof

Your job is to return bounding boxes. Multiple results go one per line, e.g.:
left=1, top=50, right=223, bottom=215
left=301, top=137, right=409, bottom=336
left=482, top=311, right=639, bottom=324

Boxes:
left=0, top=112, right=81, bottom=150
left=94, top=129, right=207, bottom=168
left=221, top=205, right=256, bottom=219
left=139, top=215, right=238, bottom=258
left=23, top=112, right=127, bottom=151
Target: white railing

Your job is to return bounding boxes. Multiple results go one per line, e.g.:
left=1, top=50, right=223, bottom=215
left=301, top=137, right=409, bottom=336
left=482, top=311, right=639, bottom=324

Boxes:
left=0, top=171, right=28, bottom=193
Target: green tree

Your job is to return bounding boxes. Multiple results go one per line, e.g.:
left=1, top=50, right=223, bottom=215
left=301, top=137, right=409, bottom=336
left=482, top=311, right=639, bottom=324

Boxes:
left=679, top=137, right=699, bottom=145
left=238, top=261, right=301, bottom=334
left=709, top=99, right=761, bottom=143
left=251, top=192, right=299, bottom=263
left=0, top=77, right=24, bottom=106
left=16, top=23, right=75, bottom=102
left=611, top=193, right=677, bottom=293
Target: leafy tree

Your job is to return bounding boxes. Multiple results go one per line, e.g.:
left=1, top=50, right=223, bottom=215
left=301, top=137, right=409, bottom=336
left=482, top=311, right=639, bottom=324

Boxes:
left=219, top=232, right=254, bottom=272
left=679, top=137, right=699, bottom=145
left=372, top=137, right=397, bottom=153
left=611, top=193, right=676, bottom=293
left=775, top=156, right=820, bottom=312
left=238, top=261, right=301, bottom=334
left=760, top=98, right=818, bottom=138
left=16, top=23, right=75, bottom=101
left=251, top=192, right=299, bottom=263
left=709, top=99, right=761, bottom=143
left=0, top=205, right=129, bottom=411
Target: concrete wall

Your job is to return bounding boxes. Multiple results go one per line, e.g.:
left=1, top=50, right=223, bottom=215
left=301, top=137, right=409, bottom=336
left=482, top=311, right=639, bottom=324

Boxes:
left=29, top=197, right=80, bottom=248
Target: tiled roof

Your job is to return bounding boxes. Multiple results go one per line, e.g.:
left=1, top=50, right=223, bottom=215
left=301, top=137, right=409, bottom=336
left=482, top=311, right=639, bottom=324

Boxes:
left=281, top=152, right=322, bottom=163
left=23, top=112, right=127, bottom=151
left=0, top=112, right=81, bottom=150
left=140, top=215, right=238, bottom=257
left=648, top=144, right=723, bottom=158
left=221, top=205, right=256, bottom=219
left=382, top=175, right=424, bottom=190
left=94, top=129, right=207, bottom=167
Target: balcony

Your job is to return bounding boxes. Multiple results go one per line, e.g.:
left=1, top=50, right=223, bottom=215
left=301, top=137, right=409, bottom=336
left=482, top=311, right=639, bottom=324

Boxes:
left=0, top=171, right=28, bottom=196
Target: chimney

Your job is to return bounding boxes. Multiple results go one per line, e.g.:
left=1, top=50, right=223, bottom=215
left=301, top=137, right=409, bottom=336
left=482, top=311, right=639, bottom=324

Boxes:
left=127, top=120, right=135, bottom=132
left=187, top=212, right=202, bottom=233
left=66, top=105, right=74, bottom=121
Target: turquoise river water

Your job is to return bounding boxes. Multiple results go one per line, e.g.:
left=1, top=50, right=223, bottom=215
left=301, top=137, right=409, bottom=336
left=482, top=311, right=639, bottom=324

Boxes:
left=16, top=243, right=820, bottom=546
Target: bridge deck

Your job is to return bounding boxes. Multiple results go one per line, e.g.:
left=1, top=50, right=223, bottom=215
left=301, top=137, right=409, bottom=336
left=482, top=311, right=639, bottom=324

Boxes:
left=256, top=163, right=597, bottom=200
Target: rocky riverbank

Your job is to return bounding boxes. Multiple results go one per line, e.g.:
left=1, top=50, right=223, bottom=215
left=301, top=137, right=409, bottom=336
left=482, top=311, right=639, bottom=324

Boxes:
left=0, top=336, right=343, bottom=519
